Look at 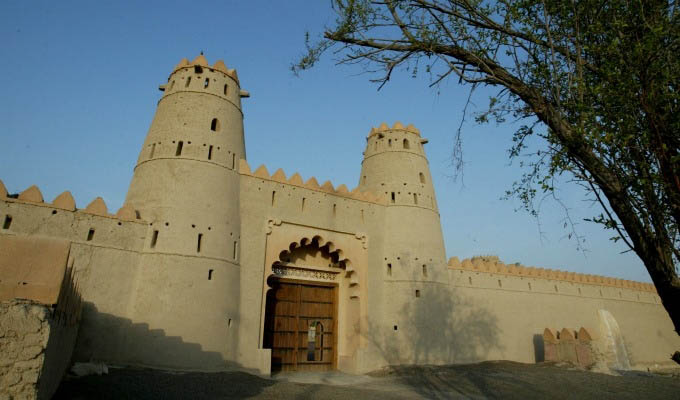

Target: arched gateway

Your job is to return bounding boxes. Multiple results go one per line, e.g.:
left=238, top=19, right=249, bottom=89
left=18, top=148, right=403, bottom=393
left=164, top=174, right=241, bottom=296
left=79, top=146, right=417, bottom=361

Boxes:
left=262, top=236, right=359, bottom=372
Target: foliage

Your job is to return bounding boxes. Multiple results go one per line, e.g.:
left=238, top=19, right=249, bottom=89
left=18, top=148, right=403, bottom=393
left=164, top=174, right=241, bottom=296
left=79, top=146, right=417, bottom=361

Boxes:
left=295, top=0, right=680, bottom=337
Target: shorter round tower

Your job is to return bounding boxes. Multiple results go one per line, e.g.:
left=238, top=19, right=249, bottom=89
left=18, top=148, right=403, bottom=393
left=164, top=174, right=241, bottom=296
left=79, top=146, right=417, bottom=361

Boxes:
left=359, top=122, right=449, bottom=365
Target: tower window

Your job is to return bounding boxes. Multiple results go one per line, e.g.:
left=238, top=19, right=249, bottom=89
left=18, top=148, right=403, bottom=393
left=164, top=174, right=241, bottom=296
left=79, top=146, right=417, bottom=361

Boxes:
left=231, top=153, right=236, bottom=169
left=413, top=193, right=418, bottom=204
left=176, top=141, right=183, bottom=156
left=333, top=204, right=336, bottom=216
left=498, top=279, right=502, bottom=288
left=204, top=78, right=210, bottom=88
left=87, top=229, right=95, bottom=241
left=415, top=290, right=421, bottom=297
left=151, top=230, right=159, bottom=248
left=210, top=118, right=220, bottom=132
left=208, top=269, right=214, bottom=280
left=150, top=143, right=156, bottom=159
left=233, top=241, right=238, bottom=260
left=185, top=77, right=191, bottom=87
left=194, top=65, right=203, bottom=74
left=387, top=263, right=392, bottom=276
left=301, top=197, right=306, bottom=211
left=362, top=175, right=366, bottom=184
left=388, top=139, right=392, bottom=147
left=422, top=264, right=427, bottom=277
left=419, top=172, right=426, bottom=184
left=223, top=84, right=228, bottom=95
left=2, top=215, right=12, bottom=229
left=271, top=191, right=276, bottom=206
left=403, top=139, right=410, bottom=149
left=208, top=145, right=213, bottom=160
left=391, top=192, right=395, bottom=203
left=197, top=233, right=203, bottom=252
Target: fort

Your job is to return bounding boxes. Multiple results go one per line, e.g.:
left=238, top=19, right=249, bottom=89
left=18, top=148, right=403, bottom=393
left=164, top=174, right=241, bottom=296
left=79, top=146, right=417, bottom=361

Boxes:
left=1, top=55, right=678, bottom=394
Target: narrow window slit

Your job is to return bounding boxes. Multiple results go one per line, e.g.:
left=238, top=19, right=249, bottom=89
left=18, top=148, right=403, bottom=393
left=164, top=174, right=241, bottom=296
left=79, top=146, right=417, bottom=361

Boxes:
left=413, top=193, right=418, bottom=204
left=151, top=230, right=159, bottom=248
left=2, top=215, right=12, bottom=229
left=422, top=265, right=427, bottom=277
left=150, top=143, right=156, bottom=158
left=208, top=269, right=214, bottom=280
left=223, top=84, right=228, bottom=95
left=176, top=141, right=183, bottom=156
left=391, top=192, right=395, bottom=203
left=387, top=263, right=392, bottom=276
left=271, top=191, right=276, bottom=206
left=233, top=241, right=238, bottom=260
left=301, top=197, right=306, bottom=211
left=210, top=118, right=220, bottom=132
left=197, top=233, right=203, bottom=252
left=415, top=290, right=421, bottom=298
left=208, top=145, right=213, bottom=160
left=204, top=78, right=210, bottom=88
left=185, top=76, right=191, bottom=87
left=87, top=229, right=95, bottom=241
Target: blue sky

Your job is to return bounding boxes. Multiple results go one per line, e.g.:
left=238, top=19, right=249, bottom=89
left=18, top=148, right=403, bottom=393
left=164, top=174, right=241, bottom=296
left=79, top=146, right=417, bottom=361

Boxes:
left=0, top=1, right=649, bottom=282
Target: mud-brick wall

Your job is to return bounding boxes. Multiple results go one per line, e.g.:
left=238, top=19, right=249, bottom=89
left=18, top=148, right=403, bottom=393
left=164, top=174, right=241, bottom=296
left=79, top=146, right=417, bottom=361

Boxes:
left=0, top=300, right=78, bottom=400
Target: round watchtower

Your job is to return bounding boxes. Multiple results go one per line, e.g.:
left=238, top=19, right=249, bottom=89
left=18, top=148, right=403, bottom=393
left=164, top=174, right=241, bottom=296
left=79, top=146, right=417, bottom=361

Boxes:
left=359, top=122, right=446, bottom=270
left=358, top=122, right=448, bottom=365
left=123, top=55, right=248, bottom=370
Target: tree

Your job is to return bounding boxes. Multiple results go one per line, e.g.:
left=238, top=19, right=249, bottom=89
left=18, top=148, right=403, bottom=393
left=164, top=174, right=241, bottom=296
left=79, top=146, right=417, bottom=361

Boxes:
left=295, top=0, right=680, bottom=348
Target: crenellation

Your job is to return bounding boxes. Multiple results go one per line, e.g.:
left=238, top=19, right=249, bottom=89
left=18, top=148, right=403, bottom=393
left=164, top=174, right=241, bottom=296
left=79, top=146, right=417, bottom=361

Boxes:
left=449, top=256, right=657, bottom=296
left=18, top=185, right=44, bottom=203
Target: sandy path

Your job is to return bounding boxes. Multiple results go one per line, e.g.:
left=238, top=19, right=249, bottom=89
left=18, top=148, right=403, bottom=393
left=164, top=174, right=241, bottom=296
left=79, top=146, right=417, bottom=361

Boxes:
left=54, top=361, right=680, bottom=399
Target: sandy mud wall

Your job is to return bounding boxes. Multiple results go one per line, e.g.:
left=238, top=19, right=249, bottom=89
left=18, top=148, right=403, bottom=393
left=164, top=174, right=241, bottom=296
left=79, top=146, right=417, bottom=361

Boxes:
left=448, top=263, right=679, bottom=368
left=0, top=195, right=148, bottom=367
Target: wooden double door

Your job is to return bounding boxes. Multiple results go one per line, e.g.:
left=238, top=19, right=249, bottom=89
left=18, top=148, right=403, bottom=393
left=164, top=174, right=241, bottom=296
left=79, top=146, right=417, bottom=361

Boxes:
left=264, top=279, right=337, bottom=372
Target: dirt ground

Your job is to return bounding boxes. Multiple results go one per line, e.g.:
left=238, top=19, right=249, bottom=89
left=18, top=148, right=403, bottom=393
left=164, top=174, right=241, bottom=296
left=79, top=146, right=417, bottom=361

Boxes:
left=54, top=361, right=680, bottom=399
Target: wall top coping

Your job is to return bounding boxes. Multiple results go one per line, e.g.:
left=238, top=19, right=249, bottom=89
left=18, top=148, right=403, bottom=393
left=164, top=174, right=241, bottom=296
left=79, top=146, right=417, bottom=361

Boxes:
left=447, top=255, right=657, bottom=293
left=239, top=160, right=387, bottom=205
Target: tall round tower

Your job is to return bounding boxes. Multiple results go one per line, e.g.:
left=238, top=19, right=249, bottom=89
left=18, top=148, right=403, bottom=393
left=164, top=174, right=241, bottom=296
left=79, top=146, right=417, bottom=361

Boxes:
left=123, top=55, right=247, bottom=370
left=358, top=122, right=448, bottom=364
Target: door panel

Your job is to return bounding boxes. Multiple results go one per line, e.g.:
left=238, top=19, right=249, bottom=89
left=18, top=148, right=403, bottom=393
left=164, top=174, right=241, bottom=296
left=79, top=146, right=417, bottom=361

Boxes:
left=264, top=279, right=336, bottom=372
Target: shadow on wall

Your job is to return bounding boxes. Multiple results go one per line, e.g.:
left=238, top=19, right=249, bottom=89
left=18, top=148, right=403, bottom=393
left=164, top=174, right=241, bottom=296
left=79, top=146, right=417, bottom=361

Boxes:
left=364, top=284, right=503, bottom=366
left=72, top=302, right=251, bottom=373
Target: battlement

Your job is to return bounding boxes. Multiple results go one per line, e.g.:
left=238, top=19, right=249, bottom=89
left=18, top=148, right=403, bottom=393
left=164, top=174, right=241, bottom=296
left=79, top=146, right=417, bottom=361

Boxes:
left=367, top=121, right=421, bottom=138
left=447, top=256, right=656, bottom=293
left=171, top=54, right=240, bottom=84
left=0, top=180, right=144, bottom=223
left=239, top=160, right=387, bottom=204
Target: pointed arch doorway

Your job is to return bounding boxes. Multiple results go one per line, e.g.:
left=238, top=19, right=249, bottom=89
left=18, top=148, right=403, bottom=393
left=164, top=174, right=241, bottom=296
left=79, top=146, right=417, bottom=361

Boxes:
left=264, top=278, right=337, bottom=372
